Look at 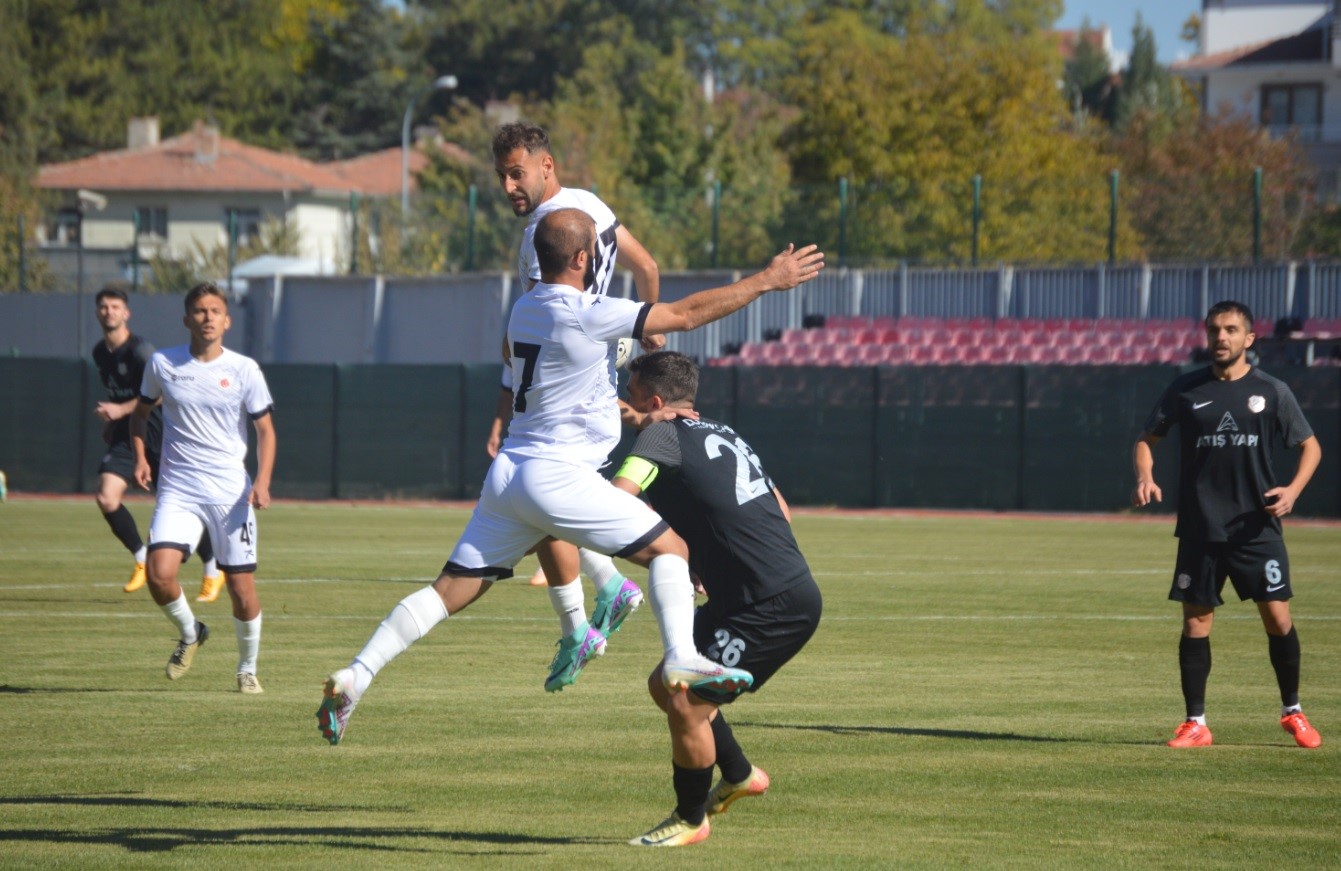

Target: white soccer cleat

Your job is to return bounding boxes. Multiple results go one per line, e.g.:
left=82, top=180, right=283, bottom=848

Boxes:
left=662, top=654, right=753, bottom=695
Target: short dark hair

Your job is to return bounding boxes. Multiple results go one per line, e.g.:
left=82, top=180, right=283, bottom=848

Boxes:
left=492, top=122, right=551, bottom=162
left=184, top=281, right=229, bottom=313
left=95, top=285, right=129, bottom=305
left=1206, top=300, right=1254, bottom=331
left=628, top=351, right=699, bottom=405
left=534, top=208, right=594, bottom=278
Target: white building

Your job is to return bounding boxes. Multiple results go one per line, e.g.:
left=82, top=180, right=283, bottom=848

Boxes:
left=1174, top=1, right=1341, bottom=174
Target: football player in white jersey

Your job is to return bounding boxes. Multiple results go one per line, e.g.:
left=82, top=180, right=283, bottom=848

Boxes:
left=484, top=122, right=664, bottom=687
left=130, top=282, right=276, bottom=695
left=318, top=208, right=823, bottom=750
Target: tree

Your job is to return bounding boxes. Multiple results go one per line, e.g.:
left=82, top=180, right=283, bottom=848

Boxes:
left=1063, top=21, right=1116, bottom=124
left=1115, top=15, right=1189, bottom=130
left=288, top=0, right=427, bottom=160
left=778, top=9, right=1134, bottom=264
left=1113, top=110, right=1317, bottom=261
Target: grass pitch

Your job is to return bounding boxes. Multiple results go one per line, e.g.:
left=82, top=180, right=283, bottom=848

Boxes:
left=1, top=497, right=1339, bottom=869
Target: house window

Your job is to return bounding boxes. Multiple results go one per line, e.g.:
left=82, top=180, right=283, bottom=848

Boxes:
left=1261, top=84, right=1322, bottom=132
left=225, top=208, right=262, bottom=246
left=134, top=206, right=168, bottom=239
left=48, top=209, right=81, bottom=246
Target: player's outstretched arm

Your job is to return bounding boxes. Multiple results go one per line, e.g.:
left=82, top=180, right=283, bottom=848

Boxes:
left=1131, top=434, right=1162, bottom=507
left=642, top=243, right=824, bottom=336
left=1265, top=435, right=1321, bottom=517
left=616, top=226, right=665, bottom=351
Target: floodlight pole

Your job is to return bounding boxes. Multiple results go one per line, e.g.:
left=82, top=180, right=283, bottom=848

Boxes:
left=401, top=75, right=458, bottom=220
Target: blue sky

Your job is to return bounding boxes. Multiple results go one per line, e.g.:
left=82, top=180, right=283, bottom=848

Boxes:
left=1055, top=1, right=1202, bottom=63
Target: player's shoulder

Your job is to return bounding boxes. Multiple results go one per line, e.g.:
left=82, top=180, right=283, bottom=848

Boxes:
left=128, top=333, right=156, bottom=358
left=221, top=346, right=263, bottom=371
left=1244, top=366, right=1289, bottom=390
left=1166, top=366, right=1214, bottom=394
left=550, top=187, right=616, bottom=225
left=156, top=343, right=192, bottom=365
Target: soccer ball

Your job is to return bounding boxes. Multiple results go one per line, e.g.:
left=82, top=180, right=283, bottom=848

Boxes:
left=614, top=337, right=636, bottom=369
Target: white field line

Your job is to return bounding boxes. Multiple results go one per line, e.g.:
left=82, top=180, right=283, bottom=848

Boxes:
left=1, top=611, right=1338, bottom=622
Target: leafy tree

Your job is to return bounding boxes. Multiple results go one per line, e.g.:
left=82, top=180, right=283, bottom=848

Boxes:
left=1115, top=15, right=1189, bottom=130
left=1113, top=110, right=1316, bottom=261
left=288, top=0, right=427, bottom=160
left=779, top=9, right=1134, bottom=264
left=1063, top=21, right=1115, bottom=124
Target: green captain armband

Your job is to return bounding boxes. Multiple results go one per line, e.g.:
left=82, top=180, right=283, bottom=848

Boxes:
left=615, top=455, right=660, bottom=491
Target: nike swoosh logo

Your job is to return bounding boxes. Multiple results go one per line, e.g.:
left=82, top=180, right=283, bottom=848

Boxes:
left=1193, top=401, right=1213, bottom=409
left=1266, top=583, right=1285, bottom=593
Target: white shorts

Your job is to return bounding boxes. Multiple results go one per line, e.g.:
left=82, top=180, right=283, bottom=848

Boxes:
left=445, top=452, right=668, bottom=580
left=148, top=497, right=258, bottom=574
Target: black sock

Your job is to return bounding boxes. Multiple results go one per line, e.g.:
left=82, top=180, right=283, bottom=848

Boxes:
left=711, top=714, right=752, bottom=785
left=102, top=505, right=142, bottom=554
left=196, top=530, right=214, bottom=563
left=1268, top=627, right=1301, bottom=709
left=672, top=763, right=714, bottom=825
left=1178, top=635, right=1211, bottom=719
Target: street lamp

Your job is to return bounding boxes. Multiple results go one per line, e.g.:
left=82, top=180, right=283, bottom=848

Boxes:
left=401, top=75, right=458, bottom=219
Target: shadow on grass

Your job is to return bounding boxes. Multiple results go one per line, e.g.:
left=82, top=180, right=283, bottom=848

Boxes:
left=0, top=685, right=126, bottom=694
left=0, top=825, right=601, bottom=854
left=0, top=794, right=410, bottom=814
left=739, top=721, right=1071, bottom=743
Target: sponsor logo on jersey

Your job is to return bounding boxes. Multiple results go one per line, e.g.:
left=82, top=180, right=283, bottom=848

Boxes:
left=1248, top=395, right=1265, bottom=413
left=169, top=373, right=196, bottom=382
left=220, top=378, right=230, bottom=388
left=117, top=362, right=128, bottom=376
left=1192, top=400, right=1213, bottom=409
left=1177, top=573, right=1191, bottom=590
left=1216, top=412, right=1238, bottom=433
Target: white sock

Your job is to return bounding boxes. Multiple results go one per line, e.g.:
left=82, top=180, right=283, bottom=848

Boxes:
left=234, top=613, right=262, bottom=674
left=203, top=557, right=218, bottom=577
left=1189, top=715, right=1207, bottom=725
left=161, top=592, right=197, bottom=642
left=351, top=586, right=448, bottom=689
left=548, top=578, right=587, bottom=638
left=647, top=554, right=697, bottom=660
left=579, top=549, right=623, bottom=597
left=1282, top=704, right=1302, bottom=717
left=134, top=546, right=148, bottom=564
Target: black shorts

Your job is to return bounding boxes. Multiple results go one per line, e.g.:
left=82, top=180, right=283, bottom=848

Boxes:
left=1169, top=538, right=1292, bottom=607
left=98, top=440, right=158, bottom=484
left=691, top=576, right=822, bottom=705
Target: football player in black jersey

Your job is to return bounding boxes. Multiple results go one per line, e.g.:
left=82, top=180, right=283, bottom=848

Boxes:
left=1133, top=300, right=1322, bottom=749
left=92, top=287, right=219, bottom=600
left=614, top=351, right=823, bottom=847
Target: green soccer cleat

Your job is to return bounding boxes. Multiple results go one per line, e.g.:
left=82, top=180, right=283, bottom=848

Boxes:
left=317, top=668, right=359, bottom=745
left=591, top=579, right=643, bottom=637
left=544, top=625, right=607, bottom=693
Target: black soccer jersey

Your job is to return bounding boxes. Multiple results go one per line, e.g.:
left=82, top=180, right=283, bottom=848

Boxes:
left=626, top=417, right=813, bottom=612
left=1143, top=366, right=1313, bottom=544
left=92, top=333, right=161, bottom=446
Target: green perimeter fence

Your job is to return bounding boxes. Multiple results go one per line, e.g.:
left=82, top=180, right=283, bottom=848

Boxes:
left=2, top=359, right=1337, bottom=517
left=7, top=168, right=1301, bottom=294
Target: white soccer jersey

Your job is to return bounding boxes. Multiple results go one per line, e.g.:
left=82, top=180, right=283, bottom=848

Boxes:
left=517, top=187, right=621, bottom=296
left=503, top=186, right=623, bottom=391
left=502, top=282, right=650, bottom=468
left=140, top=345, right=274, bottom=504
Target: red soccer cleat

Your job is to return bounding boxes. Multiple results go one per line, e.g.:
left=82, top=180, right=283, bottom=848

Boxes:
left=1280, top=711, right=1323, bottom=748
left=1167, top=720, right=1213, bottom=748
